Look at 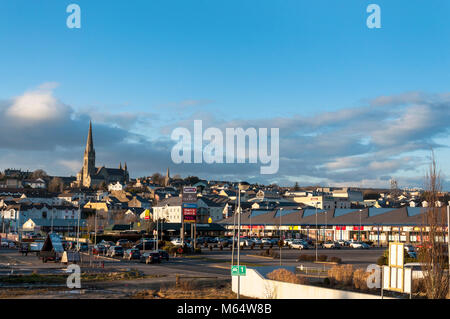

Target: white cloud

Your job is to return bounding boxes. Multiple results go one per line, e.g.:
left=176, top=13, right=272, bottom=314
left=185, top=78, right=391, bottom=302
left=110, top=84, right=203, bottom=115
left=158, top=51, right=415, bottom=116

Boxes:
left=5, top=83, right=70, bottom=122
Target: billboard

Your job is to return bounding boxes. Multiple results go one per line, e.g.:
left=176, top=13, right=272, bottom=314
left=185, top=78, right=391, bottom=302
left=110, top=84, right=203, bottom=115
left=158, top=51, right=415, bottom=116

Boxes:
left=182, top=187, right=197, bottom=203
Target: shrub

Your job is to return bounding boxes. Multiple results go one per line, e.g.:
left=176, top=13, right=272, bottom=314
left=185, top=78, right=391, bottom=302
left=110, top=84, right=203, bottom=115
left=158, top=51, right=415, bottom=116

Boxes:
left=267, top=268, right=301, bottom=284
left=412, top=279, right=426, bottom=293
left=376, top=256, right=387, bottom=266
left=328, top=265, right=353, bottom=286
left=323, top=277, right=331, bottom=286
left=297, top=254, right=315, bottom=262
left=259, top=243, right=264, bottom=250
left=328, top=256, right=342, bottom=264
left=318, top=255, right=328, bottom=262
left=353, top=268, right=369, bottom=291
left=169, top=246, right=178, bottom=255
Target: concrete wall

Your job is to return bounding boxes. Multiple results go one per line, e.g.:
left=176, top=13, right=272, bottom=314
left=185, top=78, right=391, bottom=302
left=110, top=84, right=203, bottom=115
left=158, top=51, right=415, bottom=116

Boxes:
left=232, top=268, right=393, bottom=299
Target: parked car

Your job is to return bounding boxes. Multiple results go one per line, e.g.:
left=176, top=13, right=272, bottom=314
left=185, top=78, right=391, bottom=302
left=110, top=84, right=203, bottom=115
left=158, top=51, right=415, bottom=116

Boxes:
left=99, top=240, right=115, bottom=249
left=290, top=240, right=309, bottom=249
left=116, top=239, right=133, bottom=248
left=322, top=241, right=339, bottom=249
left=124, top=248, right=141, bottom=260
left=337, top=240, right=349, bottom=246
left=250, top=238, right=263, bottom=245
left=261, top=238, right=272, bottom=245
left=77, top=242, right=89, bottom=252
left=140, top=251, right=161, bottom=264
left=92, top=244, right=107, bottom=255
left=158, top=249, right=170, bottom=261
left=134, top=241, right=155, bottom=251
left=1, top=239, right=15, bottom=248
left=284, top=238, right=295, bottom=246
left=107, top=246, right=124, bottom=257
left=170, top=238, right=192, bottom=248
left=350, top=242, right=370, bottom=249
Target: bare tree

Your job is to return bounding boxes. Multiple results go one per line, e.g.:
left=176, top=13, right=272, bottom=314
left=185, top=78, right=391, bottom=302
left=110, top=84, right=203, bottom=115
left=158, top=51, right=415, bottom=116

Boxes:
left=48, top=177, right=64, bottom=193
left=31, top=169, right=48, bottom=179
left=418, top=150, right=449, bottom=299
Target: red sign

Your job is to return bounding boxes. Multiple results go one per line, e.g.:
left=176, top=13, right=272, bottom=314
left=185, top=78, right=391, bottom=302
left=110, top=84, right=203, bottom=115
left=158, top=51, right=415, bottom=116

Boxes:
left=183, top=207, right=197, bottom=223
left=242, top=225, right=265, bottom=230
left=335, top=226, right=346, bottom=230
left=353, top=226, right=363, bottom=231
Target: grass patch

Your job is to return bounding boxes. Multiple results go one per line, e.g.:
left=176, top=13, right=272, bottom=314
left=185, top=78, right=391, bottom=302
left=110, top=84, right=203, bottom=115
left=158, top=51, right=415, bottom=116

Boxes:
left=0, top=269, right=149, bottom=284
left=132, top=281, right=241, bottom=299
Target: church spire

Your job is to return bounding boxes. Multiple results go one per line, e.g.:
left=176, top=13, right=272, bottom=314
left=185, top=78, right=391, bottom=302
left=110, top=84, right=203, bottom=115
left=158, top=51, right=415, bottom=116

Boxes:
left=119, top=162, right=122, bottom=170
left=124, top=162, right=127, bottom=171
left=85, top=121, right=94, bottom=153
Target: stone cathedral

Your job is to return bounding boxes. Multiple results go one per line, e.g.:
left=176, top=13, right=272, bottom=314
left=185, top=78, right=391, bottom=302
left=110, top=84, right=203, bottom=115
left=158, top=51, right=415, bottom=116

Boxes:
left=76, top=122, right=129, bottom=188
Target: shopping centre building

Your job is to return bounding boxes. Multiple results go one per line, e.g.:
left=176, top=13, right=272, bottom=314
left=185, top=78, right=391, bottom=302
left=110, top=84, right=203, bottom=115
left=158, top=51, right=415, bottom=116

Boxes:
left=218, top=206, right=449, bottom=246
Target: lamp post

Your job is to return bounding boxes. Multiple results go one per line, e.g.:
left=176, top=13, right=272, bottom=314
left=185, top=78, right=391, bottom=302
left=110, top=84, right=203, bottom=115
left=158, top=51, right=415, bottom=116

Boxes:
left=447, top=201, right=450, bottom=297
left=359, top=209, right=362, bottom=241
left=76, top=203, right=81, bottom=251
left=237, top=182, right=250, bottom=300
left=315, top=202, right=318, bottom=262
left=279, top=208, right=283, bottom=266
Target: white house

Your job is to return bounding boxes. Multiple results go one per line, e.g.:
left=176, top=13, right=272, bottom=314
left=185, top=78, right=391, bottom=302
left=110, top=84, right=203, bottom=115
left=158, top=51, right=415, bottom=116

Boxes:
left=108, top=182, right=124, bottom=191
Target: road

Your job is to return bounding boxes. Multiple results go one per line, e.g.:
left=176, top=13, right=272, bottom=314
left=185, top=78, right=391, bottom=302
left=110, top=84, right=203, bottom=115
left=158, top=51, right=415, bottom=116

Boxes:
left=0, top=246, right=386, bottom=298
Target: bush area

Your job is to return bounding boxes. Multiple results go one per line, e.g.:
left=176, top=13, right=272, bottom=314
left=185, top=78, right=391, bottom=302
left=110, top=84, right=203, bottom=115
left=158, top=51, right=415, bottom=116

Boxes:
left=296, top=254, right=342, bottom=264
left=266, top=268, right=306, bottom=284
left=377, top=249, right=418, bottom=266
left=259, top=249, right=279, bottom=259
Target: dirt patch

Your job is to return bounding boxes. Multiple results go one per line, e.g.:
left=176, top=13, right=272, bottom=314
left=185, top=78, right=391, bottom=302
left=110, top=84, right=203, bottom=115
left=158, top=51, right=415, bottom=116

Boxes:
left=132, top=280, right=240, bottom=299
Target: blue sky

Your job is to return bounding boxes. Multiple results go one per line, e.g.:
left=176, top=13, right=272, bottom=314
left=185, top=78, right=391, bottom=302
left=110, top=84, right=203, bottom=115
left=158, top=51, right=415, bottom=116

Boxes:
left=0, top=0, right=449, bottom=189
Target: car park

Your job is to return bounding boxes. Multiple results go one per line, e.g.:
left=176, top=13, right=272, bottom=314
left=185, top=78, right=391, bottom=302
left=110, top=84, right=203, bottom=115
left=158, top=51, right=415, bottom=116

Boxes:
left=107, top=246, right=124, bottom=257
left=290, top=240, right=309, bottom=249
left=349, top=241, right=370, bottom=249
left=124, top=248, right=141, bottom=260
left=158, top=250, right=170, bottom=261
left=323, top=241, right=340, bottom=249
left=77, top=242, right=89, bottom=252
left=140, top=251, right=161, bottom=264
left=92, top=244, right=107, bottom=255
left=284, top=238, right=295, bottom=246
left=116, top=239, right=133, bottom=248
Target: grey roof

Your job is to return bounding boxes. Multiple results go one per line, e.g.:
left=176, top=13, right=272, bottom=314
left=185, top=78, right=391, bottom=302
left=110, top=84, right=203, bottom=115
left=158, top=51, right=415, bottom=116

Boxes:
left=218, top=207, right=444, bottom=226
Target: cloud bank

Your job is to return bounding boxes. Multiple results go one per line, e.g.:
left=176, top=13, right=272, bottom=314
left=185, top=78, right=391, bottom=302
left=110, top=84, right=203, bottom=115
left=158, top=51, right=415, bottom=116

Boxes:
left=0, top=84, right=449, bottom=189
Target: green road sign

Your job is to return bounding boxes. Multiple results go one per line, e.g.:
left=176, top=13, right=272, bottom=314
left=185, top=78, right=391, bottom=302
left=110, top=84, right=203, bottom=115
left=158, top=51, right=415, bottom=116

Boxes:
left=231, top=265, right=247, bottom=276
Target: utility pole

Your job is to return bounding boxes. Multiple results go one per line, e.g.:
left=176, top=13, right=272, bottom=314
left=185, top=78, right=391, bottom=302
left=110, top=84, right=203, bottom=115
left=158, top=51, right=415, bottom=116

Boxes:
left=447, top=201, right=450, bottom=298
left=94, top=210, right=97, bottom=245
left=359, top=209, right=362, bottom=241
left=76, top=204, right=81, bottom=251
left=237, top=188, right=241, bottom=299
left=236, top=182, right=250, bottom=300
left=279, top=208, right=283, bottom=266
left=315, top=202, right=318, bottom=262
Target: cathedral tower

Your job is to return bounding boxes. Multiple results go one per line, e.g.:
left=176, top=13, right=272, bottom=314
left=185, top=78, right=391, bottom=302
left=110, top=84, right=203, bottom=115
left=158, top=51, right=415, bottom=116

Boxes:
left=82, top=121, right=96, bottom=185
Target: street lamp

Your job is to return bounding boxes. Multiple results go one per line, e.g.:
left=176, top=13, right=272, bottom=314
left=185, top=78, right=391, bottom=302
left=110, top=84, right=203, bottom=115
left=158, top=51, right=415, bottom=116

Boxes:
left=237, top=182, right=250, bottom=300
left=279, top=208, right=283, bottom=266
left=447, top=201, right=450, bottom=297
left=359, top=209, right=363, bottom=241
left=315, top=202, right=318, bottom=262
